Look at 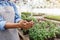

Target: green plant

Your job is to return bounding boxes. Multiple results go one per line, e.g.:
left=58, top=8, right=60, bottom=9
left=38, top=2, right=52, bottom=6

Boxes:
left=55, top=26, right=60, bottom=34
left=21, top=12, right=31, bottom=19
left=21, top=12, right=38, bottom=22
left=29, top=21, right=57, bottom=40
left=22, top=17, right=38, bottom=35
left=21, top=14, right=26, bottom=19
left=29, top=23, right=48, bottom=40
left=24, top=17, right=38, bottom=23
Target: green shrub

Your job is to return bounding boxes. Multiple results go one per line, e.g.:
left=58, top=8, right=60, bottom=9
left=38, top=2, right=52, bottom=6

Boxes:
left=29, top=21, right=57, bottom=40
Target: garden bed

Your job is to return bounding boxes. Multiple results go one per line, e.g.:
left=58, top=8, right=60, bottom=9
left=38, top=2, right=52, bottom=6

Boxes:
left=21, top=12, right=60, bottom=40
left=44, top=15, right=60, bottom=21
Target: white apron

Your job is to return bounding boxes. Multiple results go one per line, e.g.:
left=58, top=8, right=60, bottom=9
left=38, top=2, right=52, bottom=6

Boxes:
left=0, top=6, right=19, bottom=40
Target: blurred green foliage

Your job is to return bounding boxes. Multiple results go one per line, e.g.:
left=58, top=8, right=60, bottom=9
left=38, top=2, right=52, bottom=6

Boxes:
left=45, top=15, right=60, bottom=21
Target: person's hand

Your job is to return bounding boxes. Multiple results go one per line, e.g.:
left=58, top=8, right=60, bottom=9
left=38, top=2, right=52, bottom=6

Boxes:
left=18, top=20, right=34, bottom=29
left=23, top=21, right=34, bottom=29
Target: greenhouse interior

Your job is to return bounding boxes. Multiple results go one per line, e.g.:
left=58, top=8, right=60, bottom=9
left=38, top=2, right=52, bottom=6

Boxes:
left=1, top=0, right=60, bottom=40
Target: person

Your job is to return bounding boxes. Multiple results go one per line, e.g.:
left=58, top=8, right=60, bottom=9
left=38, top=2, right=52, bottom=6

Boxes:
left=0, top=0, right=34, bottom=40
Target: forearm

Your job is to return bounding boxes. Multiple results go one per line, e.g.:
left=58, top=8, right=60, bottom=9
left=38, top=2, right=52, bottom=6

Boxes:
left=5, top=22, right=20, bottom=29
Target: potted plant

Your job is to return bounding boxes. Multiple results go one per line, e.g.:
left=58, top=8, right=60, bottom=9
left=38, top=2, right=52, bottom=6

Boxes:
left=21, top=12, right=38, bottom=35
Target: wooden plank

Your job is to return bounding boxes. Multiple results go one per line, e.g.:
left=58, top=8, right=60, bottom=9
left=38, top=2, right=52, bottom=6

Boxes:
left=18, top=29, right=30, bottom=40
